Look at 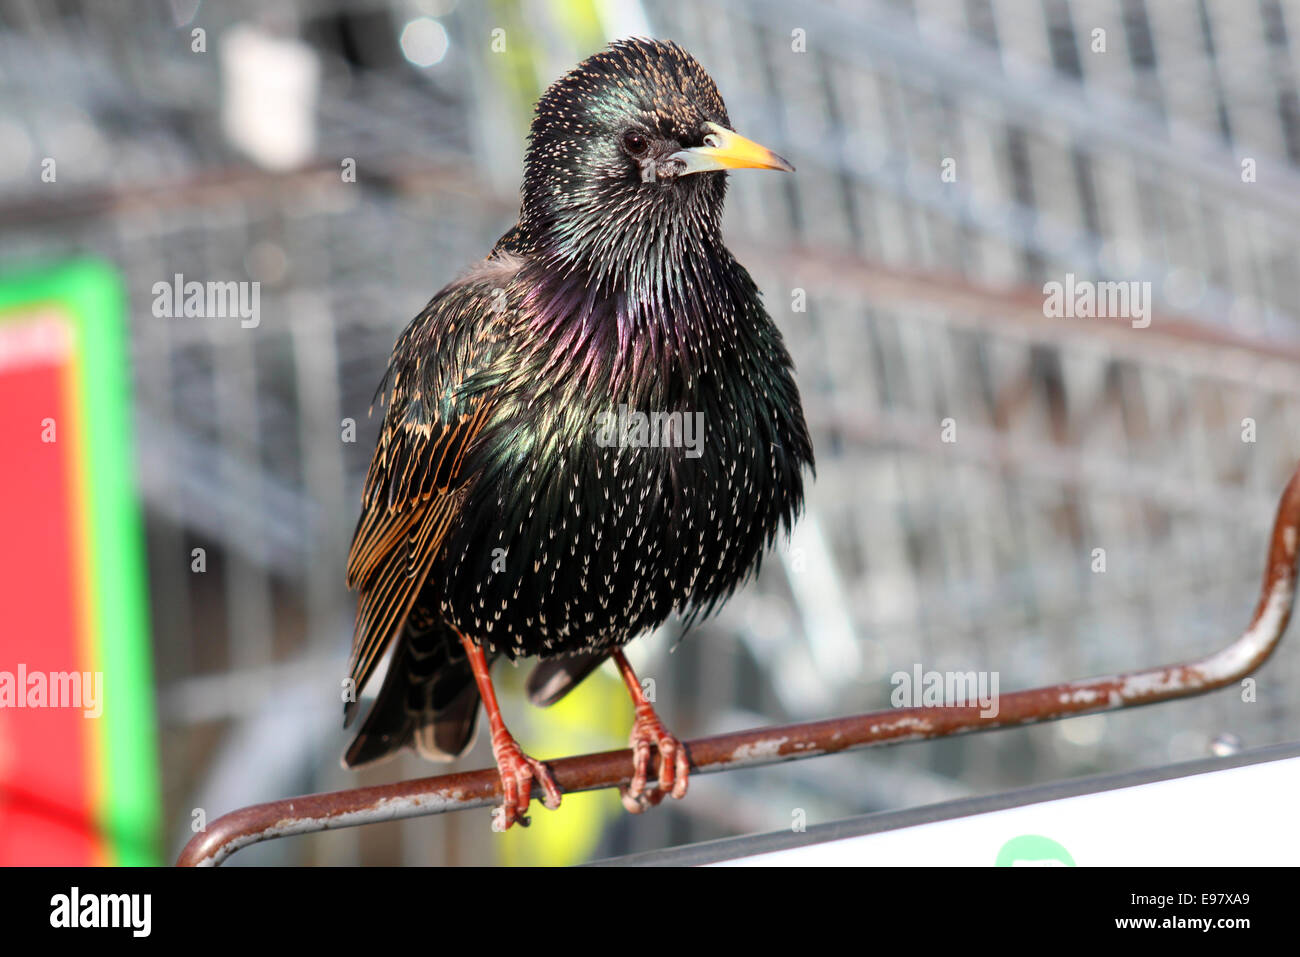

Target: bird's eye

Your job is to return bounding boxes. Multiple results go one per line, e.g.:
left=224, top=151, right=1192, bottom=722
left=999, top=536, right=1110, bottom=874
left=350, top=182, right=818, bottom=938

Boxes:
left=622, top=130, right=649, bottom=155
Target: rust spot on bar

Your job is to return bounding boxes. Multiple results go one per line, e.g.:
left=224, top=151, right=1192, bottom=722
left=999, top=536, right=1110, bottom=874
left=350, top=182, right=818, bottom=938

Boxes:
left=178, top=463, right=1300, bottom=866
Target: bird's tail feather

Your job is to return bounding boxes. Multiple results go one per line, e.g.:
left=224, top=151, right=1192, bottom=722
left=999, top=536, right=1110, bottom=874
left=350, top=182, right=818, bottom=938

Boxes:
left=526, top=649, right=609, bottom=707
left=343, top=621, right=483, bottom=769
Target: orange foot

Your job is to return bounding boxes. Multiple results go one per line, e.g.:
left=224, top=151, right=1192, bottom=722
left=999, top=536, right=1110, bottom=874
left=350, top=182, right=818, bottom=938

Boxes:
left=619, top=703, right=690, bottom=814
left=489, top=730, right=562, bottom=831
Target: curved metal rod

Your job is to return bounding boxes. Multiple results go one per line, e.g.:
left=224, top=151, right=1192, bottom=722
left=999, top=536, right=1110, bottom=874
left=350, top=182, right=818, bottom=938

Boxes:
left=178, top=464, right=1300, bottom=866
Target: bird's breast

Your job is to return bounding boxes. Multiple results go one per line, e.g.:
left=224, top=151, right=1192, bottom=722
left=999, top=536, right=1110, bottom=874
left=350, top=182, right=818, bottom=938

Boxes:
left=432, top=340, right=803, bottom=659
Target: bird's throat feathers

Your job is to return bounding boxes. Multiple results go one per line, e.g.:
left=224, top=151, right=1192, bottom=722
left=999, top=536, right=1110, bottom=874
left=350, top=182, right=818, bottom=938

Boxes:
left=521, top=172, right=729, bottom=314
left=512, top=229, right=750, bottom=397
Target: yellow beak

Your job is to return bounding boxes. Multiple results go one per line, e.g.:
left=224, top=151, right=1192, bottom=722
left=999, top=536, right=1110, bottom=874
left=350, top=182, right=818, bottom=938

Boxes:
left=670, top=121, right=795, bottom=175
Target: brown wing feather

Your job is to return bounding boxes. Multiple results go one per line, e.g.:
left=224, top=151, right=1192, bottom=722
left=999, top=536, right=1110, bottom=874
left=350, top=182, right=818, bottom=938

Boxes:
left=345, top=259, right=519, bottom=724
left=345, top=395, right=489, bottom=589
left=345, top=399, right=491, bottom=717
left=347, top=495, right=459, bottom=696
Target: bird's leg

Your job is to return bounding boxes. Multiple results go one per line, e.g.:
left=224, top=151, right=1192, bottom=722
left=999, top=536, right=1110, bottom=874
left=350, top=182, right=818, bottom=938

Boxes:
left=456, top=630, right=561, bottom=830
left=611, top=649, right=690, bottom=813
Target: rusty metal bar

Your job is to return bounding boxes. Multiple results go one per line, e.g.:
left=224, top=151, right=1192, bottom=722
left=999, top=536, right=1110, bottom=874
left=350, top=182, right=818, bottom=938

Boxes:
left=177, top=463, right=1300, bottom=866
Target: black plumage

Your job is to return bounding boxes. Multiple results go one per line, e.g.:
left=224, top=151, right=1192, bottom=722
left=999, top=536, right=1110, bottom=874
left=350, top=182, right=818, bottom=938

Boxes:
left=343, top=38, right=813, bottom=826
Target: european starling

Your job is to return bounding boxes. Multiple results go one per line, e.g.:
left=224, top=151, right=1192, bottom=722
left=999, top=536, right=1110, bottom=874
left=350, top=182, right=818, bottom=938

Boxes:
left=343, top=37, right=813, bottom=829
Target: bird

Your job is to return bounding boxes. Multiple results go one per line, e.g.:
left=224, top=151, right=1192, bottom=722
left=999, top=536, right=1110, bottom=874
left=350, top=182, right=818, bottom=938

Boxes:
left=342, top=37, right=813, bottom=830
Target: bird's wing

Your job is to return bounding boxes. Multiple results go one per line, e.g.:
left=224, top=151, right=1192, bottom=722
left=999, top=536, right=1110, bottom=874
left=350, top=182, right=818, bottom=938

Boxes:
left=344, top=267, right=512, bottom=722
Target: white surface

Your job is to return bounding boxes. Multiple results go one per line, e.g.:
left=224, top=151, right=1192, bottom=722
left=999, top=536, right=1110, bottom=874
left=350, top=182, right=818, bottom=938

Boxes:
left=221, top=25, right=320, bottom=171
left=714, top=755, right=1300, bottom=865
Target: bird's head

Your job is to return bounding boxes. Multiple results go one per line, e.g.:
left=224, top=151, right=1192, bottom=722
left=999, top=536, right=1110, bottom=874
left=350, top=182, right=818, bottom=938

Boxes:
left=516, top=38, right=793, bottom=297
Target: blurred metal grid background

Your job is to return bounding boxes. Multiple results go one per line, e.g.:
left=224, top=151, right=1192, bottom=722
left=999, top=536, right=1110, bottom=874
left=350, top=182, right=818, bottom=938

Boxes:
left=2, top=0, right=1300, bottom=863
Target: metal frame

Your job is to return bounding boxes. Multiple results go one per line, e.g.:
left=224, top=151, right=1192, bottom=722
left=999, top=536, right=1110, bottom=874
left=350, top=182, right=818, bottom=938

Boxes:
left=177, top=462, right=1300, bottom=865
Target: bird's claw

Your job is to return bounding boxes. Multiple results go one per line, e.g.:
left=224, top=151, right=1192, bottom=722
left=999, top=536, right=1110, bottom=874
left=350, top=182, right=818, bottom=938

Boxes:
left=489, top=732, right=562, bottom=831
left=619, top=704, right=689, bottom=813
